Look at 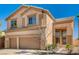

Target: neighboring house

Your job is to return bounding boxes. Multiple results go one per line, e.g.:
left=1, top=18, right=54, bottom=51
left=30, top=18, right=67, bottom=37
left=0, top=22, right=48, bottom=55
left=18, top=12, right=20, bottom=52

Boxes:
left=5, top=5, right=74, bottom=49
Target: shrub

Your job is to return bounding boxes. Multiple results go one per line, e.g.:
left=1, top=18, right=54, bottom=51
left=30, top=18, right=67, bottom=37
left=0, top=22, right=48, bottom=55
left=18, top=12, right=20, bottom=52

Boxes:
left=46, top=44, right=56, bottom=50
left=65, top=44, right=71, bottom=50
left=65, top=44, right=72, bottom=54
left=52, top=44, right=56, bottom=49
left=46, top=44, right=52, bottom=50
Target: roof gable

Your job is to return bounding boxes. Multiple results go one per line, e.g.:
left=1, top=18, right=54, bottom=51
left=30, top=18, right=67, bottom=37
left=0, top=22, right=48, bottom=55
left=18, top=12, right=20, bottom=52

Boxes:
left=6, top=5, right=55, bottom=21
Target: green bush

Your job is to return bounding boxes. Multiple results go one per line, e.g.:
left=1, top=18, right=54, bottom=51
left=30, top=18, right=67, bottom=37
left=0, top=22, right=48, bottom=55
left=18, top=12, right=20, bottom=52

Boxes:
left=46, top=44, right=56, bottom=50
left=46, top=44, right=52, bottom=50
left=65, top=44, right=71, bottom=50
left=65, top=44, right=72, bottom=54
left=52, top=44, right=56, bottom=49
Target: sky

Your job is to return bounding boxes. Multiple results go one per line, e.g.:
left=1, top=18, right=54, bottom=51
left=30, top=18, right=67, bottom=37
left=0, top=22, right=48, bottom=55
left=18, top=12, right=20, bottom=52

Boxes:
left=0, top=4, right=78, bottom=39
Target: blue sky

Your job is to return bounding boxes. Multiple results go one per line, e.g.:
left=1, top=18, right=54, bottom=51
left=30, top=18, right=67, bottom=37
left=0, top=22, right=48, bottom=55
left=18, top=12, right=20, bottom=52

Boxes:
left=0, top=4, right=78, bottom=39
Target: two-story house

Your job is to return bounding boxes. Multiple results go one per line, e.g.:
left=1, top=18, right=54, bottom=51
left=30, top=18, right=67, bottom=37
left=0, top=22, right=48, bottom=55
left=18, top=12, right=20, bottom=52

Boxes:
left=5, top=5, right=74, bottom=49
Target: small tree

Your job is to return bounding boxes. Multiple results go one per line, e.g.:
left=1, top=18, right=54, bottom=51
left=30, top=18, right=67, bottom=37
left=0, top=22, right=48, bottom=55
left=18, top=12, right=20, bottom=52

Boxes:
left=46, top=44, right=52, bottom=50
left=65, top=44, right=72, bottom=54
left=52, top=44, right=56, bottom=53
left=45, top=44, right=52, bottom=54
left=46, top=44, right=56, bottom=54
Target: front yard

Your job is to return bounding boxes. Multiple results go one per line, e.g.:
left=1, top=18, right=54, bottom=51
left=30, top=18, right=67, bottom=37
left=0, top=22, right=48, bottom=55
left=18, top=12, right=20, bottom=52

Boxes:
left=0, top=47, right=79, bottom=55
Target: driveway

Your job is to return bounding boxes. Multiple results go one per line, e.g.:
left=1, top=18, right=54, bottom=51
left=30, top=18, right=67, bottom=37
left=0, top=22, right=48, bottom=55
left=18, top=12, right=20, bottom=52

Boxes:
left=0, top=49, right=49, bottom=55
left=0, top=47, right=79, bottom=55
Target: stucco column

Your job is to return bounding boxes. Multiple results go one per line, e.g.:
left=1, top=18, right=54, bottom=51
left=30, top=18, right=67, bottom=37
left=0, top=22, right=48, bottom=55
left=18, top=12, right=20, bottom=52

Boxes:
left=40, top=28, right=46, bottom=50
left=36, top=14, right=39, bottom=25
left=67, top=26, right=72, bottom=44
left=17, top=37, right=19, bottom=49
left=60, top=30, right=62, bottom=46
left=5, top=37, right=9, bottom=48
left=25, top=16, right=28, bottom=27
left=54, top=29, right=56, bottom=45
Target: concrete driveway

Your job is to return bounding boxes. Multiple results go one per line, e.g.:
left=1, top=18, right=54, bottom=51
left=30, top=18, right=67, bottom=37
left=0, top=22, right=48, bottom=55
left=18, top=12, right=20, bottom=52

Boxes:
left=0, top=47, right=79, bottom=55
left=0, top=49, right=49, bottom=55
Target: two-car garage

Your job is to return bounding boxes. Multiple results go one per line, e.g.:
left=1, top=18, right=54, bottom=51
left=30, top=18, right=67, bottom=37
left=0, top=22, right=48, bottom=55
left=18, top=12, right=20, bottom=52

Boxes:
left=5, top=30, right=41, bottom=49
left=9, top=37, right=40, bottom=49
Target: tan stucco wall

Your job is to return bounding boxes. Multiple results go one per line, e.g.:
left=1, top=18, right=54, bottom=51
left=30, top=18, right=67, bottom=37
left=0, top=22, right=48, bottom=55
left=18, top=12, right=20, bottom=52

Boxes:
left=45, top=14, right=54, bottom=45
left=6, top=30, right=41, bottom=36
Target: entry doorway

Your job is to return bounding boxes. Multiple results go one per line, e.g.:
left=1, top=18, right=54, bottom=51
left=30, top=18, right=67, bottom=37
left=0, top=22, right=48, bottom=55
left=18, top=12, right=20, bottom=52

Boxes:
left=55, top=29, right=67, bottom=46
left=55, top=30, right=60, bottom=45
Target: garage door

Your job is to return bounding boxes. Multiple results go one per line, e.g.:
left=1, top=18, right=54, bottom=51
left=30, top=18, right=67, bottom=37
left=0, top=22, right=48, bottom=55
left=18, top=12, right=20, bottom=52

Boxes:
left=9, top=38, right=17, bottom=48
left=19, top=37, right=40, bottom=49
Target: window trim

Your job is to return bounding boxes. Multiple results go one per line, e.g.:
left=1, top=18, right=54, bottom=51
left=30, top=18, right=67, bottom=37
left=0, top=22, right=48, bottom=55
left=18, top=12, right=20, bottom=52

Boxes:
left=11, top=20, right=17, bottom=29
left=27, top=14, right=37, bottom=26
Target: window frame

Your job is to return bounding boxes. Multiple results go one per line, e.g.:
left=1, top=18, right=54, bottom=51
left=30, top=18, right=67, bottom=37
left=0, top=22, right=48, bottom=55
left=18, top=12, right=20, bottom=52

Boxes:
left=11, top=20, right=17, bottom=29
left=28, top=15, right=37, bottom=26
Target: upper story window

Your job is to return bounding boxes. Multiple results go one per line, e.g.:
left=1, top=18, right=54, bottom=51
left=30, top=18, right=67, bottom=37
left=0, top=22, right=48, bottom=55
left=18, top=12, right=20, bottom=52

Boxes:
left=62, top=31, right=66, bottom=38
left=28, top=15, right=36, bottom=25
left=11, top=20, right=17, bottom=29
left=55, top=31, right=60, bottom=38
